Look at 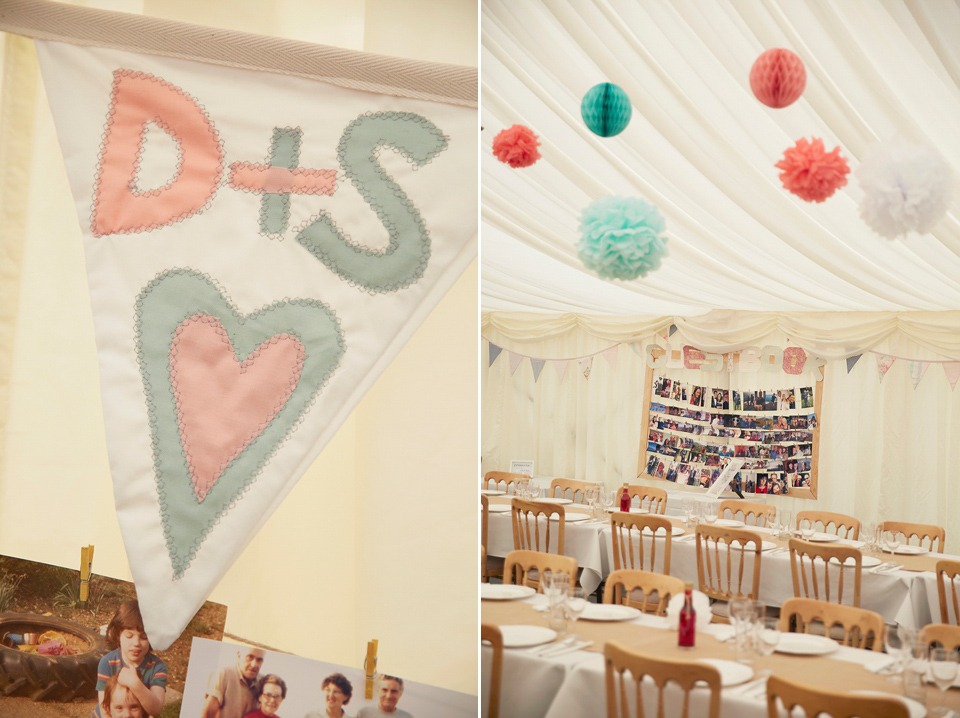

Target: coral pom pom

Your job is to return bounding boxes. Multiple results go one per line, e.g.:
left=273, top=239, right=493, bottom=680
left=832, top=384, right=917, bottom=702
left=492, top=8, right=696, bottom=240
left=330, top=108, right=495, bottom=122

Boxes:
left=775, top=138, right=850, bottom=202
left=856, top=138, right=953, bottom=239
left=750, top=48, right=806, bottom=108
left=492, top=124, right=541, bottom=168
left=578, top=196, right=668, bottom=280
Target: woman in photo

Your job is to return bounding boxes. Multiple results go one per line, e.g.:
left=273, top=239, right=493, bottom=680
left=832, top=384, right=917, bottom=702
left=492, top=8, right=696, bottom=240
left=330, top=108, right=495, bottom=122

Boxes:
left=690, top=385, right=704, bottom=407
left=305, top=673, right=354, bottom=718
left=243, top=674, right=286, bottom=718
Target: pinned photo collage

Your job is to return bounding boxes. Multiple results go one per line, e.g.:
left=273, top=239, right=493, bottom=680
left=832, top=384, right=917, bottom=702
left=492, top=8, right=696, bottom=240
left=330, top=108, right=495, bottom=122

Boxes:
left=645, top=375, right=818, bottom=493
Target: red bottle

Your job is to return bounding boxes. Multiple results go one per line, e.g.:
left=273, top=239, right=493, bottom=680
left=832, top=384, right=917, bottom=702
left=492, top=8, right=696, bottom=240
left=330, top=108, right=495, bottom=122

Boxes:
left=619, top=484, right=631, bottom=512
left=678, top=582, right=696, bottom=648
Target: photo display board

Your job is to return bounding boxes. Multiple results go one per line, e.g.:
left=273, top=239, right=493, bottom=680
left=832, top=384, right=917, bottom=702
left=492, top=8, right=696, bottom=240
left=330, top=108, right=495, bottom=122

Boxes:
left=637, top=344, right=823, bottom=500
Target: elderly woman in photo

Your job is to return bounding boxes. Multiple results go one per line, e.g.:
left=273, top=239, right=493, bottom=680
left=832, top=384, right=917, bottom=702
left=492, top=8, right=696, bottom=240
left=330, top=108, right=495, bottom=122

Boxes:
left=243, top=675, right=286, bottom=718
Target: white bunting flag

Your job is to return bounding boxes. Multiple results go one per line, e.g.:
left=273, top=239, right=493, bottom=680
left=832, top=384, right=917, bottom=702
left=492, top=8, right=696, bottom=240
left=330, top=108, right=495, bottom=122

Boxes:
left=19, top=6, right=476, bottom=648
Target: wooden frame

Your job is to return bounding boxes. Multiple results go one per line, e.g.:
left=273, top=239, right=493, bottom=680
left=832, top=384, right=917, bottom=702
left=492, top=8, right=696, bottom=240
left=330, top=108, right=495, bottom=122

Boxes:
left=637, top=347, right=822, bottom=500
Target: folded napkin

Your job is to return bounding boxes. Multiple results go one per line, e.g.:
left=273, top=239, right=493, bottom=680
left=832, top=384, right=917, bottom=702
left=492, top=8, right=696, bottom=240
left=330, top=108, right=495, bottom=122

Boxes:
left=666, top=590, right=712, bottom=631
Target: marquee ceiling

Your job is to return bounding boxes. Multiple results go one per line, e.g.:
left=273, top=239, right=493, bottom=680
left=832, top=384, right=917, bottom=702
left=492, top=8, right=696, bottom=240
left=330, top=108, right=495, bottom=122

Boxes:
left=481, top=0, right=960, bottom=316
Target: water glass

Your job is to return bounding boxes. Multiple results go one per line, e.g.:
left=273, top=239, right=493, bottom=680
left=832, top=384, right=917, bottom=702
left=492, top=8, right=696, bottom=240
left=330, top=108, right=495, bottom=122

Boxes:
left=903, top=644, right=928, bottom=704
left=754, top=617, right=781, bottom=676
left=703, top=502, right=718, bottom=525
left=883, top=530, right=902, bottom=554
left=777, top=509, right=793, bottom=539
left=564, top=587, right=588, bottom=640
left=729, top=597, right=761, bottom=664
left=883, top=624, right=915, bottom=683
left=799, top=518, right=815, bottom=540
left=681, top=496, right=695, bottom=527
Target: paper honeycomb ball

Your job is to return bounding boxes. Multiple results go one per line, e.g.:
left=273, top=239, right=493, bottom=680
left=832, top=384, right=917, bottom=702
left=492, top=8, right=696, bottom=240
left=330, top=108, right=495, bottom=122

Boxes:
left=581, top=83, right=632, bottom=137
left=750, top=48, right=806, bottom=108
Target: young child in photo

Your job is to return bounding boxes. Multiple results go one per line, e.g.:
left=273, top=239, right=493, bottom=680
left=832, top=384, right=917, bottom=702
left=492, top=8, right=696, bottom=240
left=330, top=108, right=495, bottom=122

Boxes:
left=92, top=600, right=167, bottom=718
left=101, top=673, right=145, bottom=718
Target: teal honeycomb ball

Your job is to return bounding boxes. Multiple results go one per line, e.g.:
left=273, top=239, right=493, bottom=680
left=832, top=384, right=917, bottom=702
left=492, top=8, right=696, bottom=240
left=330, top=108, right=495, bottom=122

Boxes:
left=581, top=83, right=632, bottom=137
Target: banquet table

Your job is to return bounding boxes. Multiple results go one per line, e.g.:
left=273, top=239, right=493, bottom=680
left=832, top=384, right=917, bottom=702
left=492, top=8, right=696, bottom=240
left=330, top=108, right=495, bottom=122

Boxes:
left=481, top=594, right=960, bottom=718
left=485, top=494, right=948, bottom=630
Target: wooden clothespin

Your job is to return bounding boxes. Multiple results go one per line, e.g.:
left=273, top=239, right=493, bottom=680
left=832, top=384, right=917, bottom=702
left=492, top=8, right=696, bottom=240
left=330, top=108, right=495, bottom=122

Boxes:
left=364, top=639, right=378, bottom=699
left=79, top=545, right=94, bottom=605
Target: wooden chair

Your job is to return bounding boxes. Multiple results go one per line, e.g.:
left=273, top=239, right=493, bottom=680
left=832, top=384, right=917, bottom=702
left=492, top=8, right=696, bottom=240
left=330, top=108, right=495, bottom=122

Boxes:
left=482, top=470, right=529, bottom=494
left=766, top=674, right=908, bottom=718
left=618, top=484, right=668, bottom=514
left=604, top=640, right=721, bottom=718
left=549, top=477, right=592, bottom=503
left=602, top=568, right=685, bottom=615
left=879, top=520, right=945, bottom=552
left=511, top=497, right=565, bottom=554
left=610, top=512, right=674, bottom=574
left=937, top=558, right=960, bottom=624
left=503, top=550, right=577, bottom=593
left=695, top=524, right=763, bottom=622
left=779, top=597, right=884, bottom=651
left=796, top=510, right=860, bottom=540
left=919, top=622, right=960, bottom=653
left=481, top=623, right=503, bottom=718
left=718, top=499, right=776, bottom=528
left=789, top=538, right=862, bottom=607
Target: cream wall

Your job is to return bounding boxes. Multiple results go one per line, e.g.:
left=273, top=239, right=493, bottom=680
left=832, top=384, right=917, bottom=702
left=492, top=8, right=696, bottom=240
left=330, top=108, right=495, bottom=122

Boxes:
left=0, top=0, right=478, bottom=696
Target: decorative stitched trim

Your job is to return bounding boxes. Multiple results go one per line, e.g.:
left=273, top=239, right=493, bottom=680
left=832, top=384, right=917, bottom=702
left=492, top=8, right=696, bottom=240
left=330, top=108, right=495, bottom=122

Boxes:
left=0, top=0, right=477, bottom=108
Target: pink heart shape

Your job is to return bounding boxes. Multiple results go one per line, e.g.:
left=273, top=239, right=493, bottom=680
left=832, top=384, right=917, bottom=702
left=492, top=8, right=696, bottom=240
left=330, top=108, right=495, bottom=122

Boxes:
left=170, top=315, right=305, bottom=502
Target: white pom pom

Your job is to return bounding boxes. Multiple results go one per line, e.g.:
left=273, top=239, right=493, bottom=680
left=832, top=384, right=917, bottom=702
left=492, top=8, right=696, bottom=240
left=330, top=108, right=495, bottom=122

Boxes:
left=856, top=138, right=953, bottom=239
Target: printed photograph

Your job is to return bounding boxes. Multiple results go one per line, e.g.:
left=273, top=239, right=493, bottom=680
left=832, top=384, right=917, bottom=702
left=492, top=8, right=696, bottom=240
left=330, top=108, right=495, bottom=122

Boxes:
left=0, top=554, right=227, bottom=718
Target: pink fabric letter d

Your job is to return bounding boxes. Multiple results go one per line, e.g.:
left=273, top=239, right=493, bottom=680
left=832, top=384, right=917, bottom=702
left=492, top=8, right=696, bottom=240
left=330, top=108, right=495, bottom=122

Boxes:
left=92, top=69, right=223, bottom=237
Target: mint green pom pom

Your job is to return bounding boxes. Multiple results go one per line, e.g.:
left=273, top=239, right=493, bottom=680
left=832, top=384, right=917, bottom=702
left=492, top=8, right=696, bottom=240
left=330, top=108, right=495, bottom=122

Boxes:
left=578, top=197, right=668, bottom=280
left=581, top=83, right=632, bottom=137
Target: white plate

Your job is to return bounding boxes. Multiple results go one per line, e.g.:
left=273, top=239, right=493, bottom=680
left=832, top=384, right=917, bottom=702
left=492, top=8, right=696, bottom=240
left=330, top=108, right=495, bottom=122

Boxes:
left=850, top=692, right=924, bottom=718
left=696, top=658, right=753, bottom=687
left=550, top=512, right=591, bottom=522
left=487, top=504, right=511, bottom=513
left=883, top=545, right=928, bottom=555
left=760, top=541, right=778, bottom=551
left=481, top=489, right=505, bottom=496
left=714, top=519, right=743, bottom=528
left=828, top=555, right=881, bottom=567
left=580, top=604, right=642, bottom=622
left=500, top=625, right=557, bottom=648
left=533, top=497, right=573, bottom=505
left=803, top=532, right=840, bottom=542
left=775, top=633, right=839, bottom=655
left=480, top=584, right=536, bottom=601
left=641, top=526, right=686, bottom=536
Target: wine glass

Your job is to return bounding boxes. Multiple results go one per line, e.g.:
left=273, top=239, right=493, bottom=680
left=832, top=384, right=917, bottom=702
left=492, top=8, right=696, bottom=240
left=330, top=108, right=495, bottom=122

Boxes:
left=777, top=509, right=793, bottom=539
left=564, top=587, right=589, bottom=641
left=929, top=647, right=959, bottom=717
left=799, top=518, right=815, bottom=540
left=754, top=617, right=781, bottom=677
left=883, top=530, right=902, bottom=554
left=883, top=624, right=913, bottom=683
left=729, top=597, right=760, bottom=664
left=703, top=502, right=718, bottom=525
left=680, top=496, right=694, bottom=527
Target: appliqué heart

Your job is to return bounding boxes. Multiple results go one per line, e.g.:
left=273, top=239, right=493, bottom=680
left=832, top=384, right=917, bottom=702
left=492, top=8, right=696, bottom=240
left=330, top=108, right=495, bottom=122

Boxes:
left=136, top=268, right=344, bottom=578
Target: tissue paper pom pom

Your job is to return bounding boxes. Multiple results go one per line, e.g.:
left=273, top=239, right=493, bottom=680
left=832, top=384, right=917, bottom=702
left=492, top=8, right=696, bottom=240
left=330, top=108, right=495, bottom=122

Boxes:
left=578, top=196, right=668, bottom=280
left=775, top=137, right=850, bottom=202
left=581, top=83, right=632, bottom=137
left=492, top=124, right=541, bottom=168
left=750, top=48, right=806, bottom=108
left=856, top=138, right=953, bottom=238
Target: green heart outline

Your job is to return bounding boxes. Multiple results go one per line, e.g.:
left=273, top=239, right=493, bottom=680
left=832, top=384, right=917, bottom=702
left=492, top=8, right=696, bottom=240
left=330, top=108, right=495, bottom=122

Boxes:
left=135, top=268, right=345, bottom=578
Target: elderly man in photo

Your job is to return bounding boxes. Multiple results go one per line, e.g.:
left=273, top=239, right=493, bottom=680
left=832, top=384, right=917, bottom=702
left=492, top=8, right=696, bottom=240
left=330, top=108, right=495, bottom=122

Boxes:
left=357, top=675, right=412, bottom=718
left=202, top=647, right=265, bottom=718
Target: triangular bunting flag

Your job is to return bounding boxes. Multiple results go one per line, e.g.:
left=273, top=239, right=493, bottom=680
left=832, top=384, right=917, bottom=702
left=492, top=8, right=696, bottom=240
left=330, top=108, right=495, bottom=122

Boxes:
left=668, top=323, right=678, bottom=336
left=944, top=362, right=960, bottom=391
left=488, top=342, right=503, bottom=367
left=846, top=354, right=862, bottom=373
left=876, top=354, right=896, bottom=383
left=509, top=351, right=524, bottom=375
left=26, top=9, right=476, bottom=648
left=554, top=359, right=570, bottom=382
left=908, top=361, right=929, bottom=389
left=601, top=345, right=619, bottom=370
left=530, top=358, right=546, bottom=382
left=580, top=357, right=593, bottom=379
left=628, top=341, right=642, bottom=356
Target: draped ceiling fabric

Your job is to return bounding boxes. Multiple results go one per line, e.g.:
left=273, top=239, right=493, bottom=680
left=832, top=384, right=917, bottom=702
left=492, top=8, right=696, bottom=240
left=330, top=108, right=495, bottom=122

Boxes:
left=481, top=0, right=960, bottom=550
